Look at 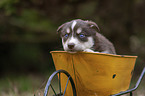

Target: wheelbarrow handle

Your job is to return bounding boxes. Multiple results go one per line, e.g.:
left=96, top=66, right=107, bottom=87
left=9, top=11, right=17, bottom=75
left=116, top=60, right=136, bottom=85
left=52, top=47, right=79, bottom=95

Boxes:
left=111, top=67, right=145, bottom=96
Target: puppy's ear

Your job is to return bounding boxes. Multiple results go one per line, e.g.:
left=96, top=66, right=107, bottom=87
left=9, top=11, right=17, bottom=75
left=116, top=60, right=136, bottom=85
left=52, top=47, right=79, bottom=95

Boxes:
left=57, top=24, right=64, bottom=33
left=57, top=22, right=69, bottom=33
left=85, top=20, right=100, bottom=32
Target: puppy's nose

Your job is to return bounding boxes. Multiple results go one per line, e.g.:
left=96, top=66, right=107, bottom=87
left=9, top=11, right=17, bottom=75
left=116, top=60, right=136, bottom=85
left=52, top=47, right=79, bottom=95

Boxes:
left=68, top=43, right=75, bottom=49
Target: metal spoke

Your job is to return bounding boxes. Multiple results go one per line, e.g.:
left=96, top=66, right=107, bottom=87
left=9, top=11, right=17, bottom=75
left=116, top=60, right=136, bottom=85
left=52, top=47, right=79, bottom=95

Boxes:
left=50, top=84, right=57, bottom=96
left=63, top=76, right=71, bottom=96
left=130, top=92, right=132, bottom=96
left=44, top=70, right=77, bottom=96
left=59, top=72, right=62, bottom=95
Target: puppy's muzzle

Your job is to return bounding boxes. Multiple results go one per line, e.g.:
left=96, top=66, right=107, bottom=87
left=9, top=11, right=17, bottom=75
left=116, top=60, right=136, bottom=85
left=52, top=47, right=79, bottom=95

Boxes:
left=68, top=43, right=75, bottom=49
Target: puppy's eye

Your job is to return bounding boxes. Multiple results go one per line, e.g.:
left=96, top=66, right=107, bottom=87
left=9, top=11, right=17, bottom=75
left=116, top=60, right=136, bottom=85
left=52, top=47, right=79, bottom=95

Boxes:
left=79, top=34, right=85, bottom=38
left=64, top=34, right=69, bottom=38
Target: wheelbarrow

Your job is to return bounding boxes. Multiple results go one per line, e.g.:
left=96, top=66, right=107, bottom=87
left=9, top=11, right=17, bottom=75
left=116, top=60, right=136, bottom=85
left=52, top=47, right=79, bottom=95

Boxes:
left=44, top=51, right=145, bottom=96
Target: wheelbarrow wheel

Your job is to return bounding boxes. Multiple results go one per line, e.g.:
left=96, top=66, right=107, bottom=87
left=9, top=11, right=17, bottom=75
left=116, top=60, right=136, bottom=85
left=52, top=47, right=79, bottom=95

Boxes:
left=44, top=70, right=77, bottom=96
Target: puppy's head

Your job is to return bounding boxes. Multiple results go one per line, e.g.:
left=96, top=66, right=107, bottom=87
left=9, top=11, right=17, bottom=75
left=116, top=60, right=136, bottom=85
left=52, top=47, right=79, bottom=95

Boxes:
left=57, top=19, right=100, bottom=53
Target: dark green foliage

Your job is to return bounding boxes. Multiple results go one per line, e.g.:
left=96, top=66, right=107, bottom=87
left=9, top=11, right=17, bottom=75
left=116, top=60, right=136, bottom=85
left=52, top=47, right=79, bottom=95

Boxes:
left=0, top=0, right=145, bottom=75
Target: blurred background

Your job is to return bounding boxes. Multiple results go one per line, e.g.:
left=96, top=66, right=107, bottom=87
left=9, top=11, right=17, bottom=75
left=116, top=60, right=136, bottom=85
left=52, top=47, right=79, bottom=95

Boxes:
left=0, top=0, right=145, bottom=96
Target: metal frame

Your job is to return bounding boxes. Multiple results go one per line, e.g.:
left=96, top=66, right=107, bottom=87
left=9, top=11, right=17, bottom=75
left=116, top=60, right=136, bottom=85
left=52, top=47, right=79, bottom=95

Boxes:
left=111, top=67, right=145, bottom=96
left=44, top=70, right=77, bottom=96
left=43, top=67, right=145, bottom=96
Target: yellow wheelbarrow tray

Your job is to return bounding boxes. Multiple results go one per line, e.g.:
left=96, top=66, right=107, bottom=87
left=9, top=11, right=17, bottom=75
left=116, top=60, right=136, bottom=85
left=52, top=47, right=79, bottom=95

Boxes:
left=44, top=51, right=145, bottom=96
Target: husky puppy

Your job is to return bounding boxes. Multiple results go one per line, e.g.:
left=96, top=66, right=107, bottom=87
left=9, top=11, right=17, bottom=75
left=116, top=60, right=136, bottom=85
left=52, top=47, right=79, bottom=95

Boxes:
left=57, top=19, right=116, bottom=54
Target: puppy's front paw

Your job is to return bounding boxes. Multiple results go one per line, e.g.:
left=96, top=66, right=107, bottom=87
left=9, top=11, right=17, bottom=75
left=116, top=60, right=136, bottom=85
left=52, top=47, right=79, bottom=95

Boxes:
left=83, top=49, right=94, bottom=52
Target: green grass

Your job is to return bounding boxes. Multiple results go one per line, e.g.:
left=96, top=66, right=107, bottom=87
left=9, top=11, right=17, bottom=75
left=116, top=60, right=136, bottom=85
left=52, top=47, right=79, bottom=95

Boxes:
left=0, top=73, right=49, bottom=96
